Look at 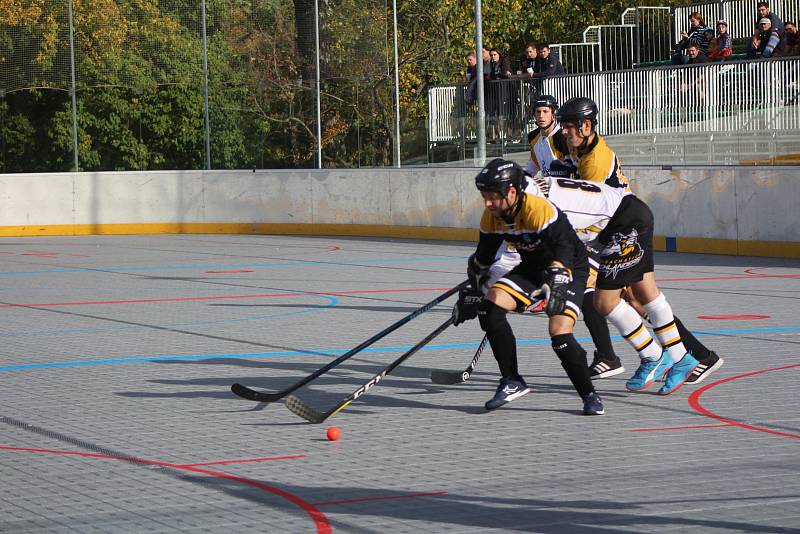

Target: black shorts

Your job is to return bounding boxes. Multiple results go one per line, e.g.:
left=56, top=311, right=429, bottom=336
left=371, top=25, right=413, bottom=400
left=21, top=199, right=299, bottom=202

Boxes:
left=492, top=259, right=588, bottom=323
left=595, top=195, right=655, bottom=290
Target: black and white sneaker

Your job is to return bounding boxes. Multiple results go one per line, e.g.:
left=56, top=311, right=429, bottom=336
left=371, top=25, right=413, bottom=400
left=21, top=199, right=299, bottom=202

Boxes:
left=685, top=351, right=724, bottom=385
left=589, top=352, right=626, bottom=379
left=485, top=376, right=531, bottom=410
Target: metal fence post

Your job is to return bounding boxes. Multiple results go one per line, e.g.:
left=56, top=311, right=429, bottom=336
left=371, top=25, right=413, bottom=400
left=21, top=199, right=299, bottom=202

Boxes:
left=474, top=0, right=486, bottom=165
left=315, top=0, right=322, bottom=168
left=392, top=0, right=401, bottom=168
left=67, top=0, right=80, bottom=171
left=200, top=0, right=211, bottom=170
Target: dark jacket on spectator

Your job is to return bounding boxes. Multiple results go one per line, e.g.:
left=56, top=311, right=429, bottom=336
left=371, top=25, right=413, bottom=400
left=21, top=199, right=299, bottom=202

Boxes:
left=519, top=56, right=541, bottom=74
left=687, top=50, right=709, bottom=64
left=489, top=58, right=511, bottom=80
left=533, top=55, right=565, bottom=78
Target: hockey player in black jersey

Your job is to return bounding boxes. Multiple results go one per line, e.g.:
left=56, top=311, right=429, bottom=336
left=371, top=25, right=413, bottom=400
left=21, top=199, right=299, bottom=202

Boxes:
left=452, top=158, right=604, bottom=415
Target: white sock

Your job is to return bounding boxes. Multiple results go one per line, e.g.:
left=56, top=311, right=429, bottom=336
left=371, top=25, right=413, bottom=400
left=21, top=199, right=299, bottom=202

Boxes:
left=605, top=300, right=662, bottom=361
left=642, top=292, right=687, bottom=363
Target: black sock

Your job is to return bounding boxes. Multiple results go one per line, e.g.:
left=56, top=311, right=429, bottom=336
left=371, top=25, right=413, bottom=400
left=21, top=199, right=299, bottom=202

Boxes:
left=674, top=316, right=710, bottom=360
left=582, top=295, right=617, bottom=360
left=551, top=333, right=594, bottom=398
left=480, top=303, right=519, bottom=378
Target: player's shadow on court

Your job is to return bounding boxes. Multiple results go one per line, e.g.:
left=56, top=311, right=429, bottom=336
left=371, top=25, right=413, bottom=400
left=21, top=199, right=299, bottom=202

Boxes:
left=197, top=477, right=792, bottom=533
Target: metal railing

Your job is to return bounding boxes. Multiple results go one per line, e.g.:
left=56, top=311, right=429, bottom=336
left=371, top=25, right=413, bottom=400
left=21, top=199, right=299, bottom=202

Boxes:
left=427, top=57, right=800, bottom=164
left=548, top=7, right=671, bottom=75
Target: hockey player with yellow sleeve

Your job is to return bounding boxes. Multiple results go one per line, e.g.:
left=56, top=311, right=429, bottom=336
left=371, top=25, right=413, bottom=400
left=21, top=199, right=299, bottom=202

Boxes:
left=453, top=158, right=605, bottom=415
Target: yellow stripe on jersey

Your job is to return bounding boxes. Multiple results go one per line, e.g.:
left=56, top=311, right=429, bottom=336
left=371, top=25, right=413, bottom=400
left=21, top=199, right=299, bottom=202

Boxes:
left=568, top=135, right=629, bottom=188
left=495, top=282, right=532, bottom=307
left=479, top=194, right=558, bottom=235
left=562, top=308, right=578, bottom=322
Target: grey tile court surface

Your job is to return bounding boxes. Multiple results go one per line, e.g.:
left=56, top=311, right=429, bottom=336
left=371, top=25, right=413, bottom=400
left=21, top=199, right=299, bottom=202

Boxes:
left=0, top=234, right=798, bottom=534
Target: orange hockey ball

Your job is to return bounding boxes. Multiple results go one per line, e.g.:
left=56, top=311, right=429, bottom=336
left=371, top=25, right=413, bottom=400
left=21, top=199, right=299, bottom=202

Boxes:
left=326, top=426, right=341, bottom=441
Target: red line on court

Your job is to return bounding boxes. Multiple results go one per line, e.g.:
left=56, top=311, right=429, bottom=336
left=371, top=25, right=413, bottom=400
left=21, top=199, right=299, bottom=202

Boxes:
left=313, top=491, right=448, bottom=506
left=688, top=363, right=800, bottom=439
left=0, top=286, right=453, bottom=308
left=176, top=454, right=305, bottom=467
left=0, top=446, right=331, bottom=533
left=628, top=423, right=732, bottom=432
left=697, top=314, right=770, bottom=320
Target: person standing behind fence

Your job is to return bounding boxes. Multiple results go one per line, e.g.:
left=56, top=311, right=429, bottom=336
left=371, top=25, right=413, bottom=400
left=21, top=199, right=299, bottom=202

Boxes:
left=531, top=45, right=565, bottom=78
left=464, top=52, right=479, bottom=107
left=748, top=1, right=785, bottom=59
left=672, top=11, right=710, bottom=65
left=486, top=48, right=511, bottom=142
left=518, top=43, right=542, bottom=78
left=708, top=19, right=733, bottom=61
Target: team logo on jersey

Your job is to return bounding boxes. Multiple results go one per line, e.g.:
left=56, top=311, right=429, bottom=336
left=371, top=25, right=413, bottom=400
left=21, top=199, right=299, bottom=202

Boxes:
left=600, top=229, right=643, bottom=278
left=509, top=232, right=542, bottom=252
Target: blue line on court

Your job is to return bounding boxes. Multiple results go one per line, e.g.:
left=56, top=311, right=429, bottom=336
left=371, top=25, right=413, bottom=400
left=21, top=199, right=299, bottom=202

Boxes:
left=0, top=256, right=460, bottom=276
left=1, top=326, right=798, bottom=373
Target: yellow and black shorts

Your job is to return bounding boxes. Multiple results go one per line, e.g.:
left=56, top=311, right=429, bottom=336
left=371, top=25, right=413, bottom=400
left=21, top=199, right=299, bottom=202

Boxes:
left=492, top=261, right=587, bottom=322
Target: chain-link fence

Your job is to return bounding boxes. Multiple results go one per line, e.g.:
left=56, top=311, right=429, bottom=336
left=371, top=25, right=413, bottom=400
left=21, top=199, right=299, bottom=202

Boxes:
left=0, top=0, right=394, bottom=172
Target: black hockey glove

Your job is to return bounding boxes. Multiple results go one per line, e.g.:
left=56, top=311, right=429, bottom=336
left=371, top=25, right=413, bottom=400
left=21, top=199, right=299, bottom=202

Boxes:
left=547, top=159, right=577, bottom=178
left=452, top=286, right=483, bottom=326
left=542, top=264, right=572, bottom=317
left=467, top=254, right=489, bottom=290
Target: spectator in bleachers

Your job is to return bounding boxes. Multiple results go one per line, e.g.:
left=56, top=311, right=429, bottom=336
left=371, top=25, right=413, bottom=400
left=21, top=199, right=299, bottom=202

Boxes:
left=751, top=17, right=786, bottom=58
left=685, top=43, right=709, bottom=64
left=532, top=45, right=565, bottom=77
left=778, top=21, right=800, bottom=56
left=679, top=44, right=708, bottom=104
left=707, top=19, right=733, bottom=61
left=672, top=11, right=710, bottom=65
left=748, top=1, right=785, bottom=58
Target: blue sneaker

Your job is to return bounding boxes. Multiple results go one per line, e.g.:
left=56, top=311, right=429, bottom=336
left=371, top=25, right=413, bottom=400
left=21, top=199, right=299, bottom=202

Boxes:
left=625, top=354, right=672, bottom=391
left=485, top=376, right=531, bottom=410
left=582, top=392, right=605, bottom=415
left=658, top=353, right=700, bottom=395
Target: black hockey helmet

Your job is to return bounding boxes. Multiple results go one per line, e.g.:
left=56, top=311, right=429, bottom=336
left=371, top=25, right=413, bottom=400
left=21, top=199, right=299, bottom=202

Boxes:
left=556, top=97, right=598, bottom=127
left=475, top=158, right=524, bottom=197
left=533, top=94, right=559, bottom=111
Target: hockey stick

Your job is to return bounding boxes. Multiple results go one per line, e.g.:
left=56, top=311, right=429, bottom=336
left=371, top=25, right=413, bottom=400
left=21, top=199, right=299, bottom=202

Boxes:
left=429, top=334, right=488, bottom=385
left=285, top=316, right=455, bottom=424
left=427, top=287, right=545, bottom=385
left=231, top=280, right=468, bottom=402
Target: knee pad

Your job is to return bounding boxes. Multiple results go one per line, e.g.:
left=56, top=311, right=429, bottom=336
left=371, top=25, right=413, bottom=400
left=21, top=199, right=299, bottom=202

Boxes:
left=478, top=300, right=508, bottom=334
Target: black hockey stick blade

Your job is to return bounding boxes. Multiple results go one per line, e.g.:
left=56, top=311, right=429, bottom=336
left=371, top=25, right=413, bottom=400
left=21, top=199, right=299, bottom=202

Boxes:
left=286, top=316, right=455, bottom=424
left=430, top=334, right=488, bottom=385
left=231, top=280, right=468, bottom=403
